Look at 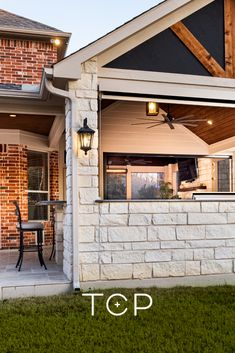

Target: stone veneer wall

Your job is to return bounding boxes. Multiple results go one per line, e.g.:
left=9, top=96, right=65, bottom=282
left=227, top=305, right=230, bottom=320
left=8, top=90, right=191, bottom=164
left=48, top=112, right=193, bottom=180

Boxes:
left=65, top=58, right=99, bottom=280
left=78, top=201, right=235, bottom=283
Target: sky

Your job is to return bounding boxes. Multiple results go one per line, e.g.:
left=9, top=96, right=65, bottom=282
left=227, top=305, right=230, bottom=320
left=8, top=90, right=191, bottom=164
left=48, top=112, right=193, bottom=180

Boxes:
left=0, top=0, right=162, bottom=54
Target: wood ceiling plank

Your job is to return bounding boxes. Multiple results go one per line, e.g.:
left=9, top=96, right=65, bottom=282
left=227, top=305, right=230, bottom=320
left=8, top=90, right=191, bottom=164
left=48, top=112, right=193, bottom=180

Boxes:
left=167, top=104, right=235, bottom=145
left=224, top=0, right=234, bottom=77
left=171, top=21, right=226, bottom=77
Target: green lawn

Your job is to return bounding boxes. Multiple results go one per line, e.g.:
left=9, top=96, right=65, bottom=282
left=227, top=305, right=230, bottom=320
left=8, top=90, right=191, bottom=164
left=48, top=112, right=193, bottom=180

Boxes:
left=0, top=286, right=235, bottom=353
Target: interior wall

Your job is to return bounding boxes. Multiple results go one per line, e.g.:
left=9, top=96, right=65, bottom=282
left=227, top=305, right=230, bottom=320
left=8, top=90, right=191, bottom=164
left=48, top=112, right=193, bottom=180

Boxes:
left=101, top=101, right=209, bottom=155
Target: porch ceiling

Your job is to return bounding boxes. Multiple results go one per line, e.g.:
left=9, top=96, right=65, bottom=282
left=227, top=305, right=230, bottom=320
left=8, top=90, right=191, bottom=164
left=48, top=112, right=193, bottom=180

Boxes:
left=0, top=113, right=55, bottom=136
left=160, top=104, right=235, bottom=145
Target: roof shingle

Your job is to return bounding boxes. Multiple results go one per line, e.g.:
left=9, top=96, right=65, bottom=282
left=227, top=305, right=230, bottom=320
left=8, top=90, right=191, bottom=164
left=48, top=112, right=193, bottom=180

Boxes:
left=0, top=9, right=63, bottom=33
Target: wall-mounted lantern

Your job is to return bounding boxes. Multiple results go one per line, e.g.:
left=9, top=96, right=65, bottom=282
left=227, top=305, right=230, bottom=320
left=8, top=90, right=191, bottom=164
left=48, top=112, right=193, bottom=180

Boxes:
left=77, top=118, right=95, bottom=155
left=146, top=102, right=159, bottom=116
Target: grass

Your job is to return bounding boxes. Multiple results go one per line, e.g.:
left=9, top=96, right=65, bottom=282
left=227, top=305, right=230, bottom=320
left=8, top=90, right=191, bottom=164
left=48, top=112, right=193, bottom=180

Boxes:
left=0, top=286, right=235, bottom=353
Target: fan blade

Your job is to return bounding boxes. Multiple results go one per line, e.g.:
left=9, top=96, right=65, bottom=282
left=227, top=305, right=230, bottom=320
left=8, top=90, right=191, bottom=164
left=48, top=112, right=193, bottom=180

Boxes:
left=146, top=123, right=164, bottom=129
left=174, top=119, right=208, bottom=123
left=132, top=122, right=162, bottom=126
left=182, top=123, right=198, bottom=127
left=134, top=118, right=163, bottom=122
left=175, top=115, right=195, bottom=121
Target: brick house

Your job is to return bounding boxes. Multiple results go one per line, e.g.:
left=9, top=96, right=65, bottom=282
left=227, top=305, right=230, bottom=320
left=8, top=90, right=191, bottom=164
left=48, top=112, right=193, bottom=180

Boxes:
left=2, top=0, right=235, bottom=296
left=0, top=9, right=70, bottom=250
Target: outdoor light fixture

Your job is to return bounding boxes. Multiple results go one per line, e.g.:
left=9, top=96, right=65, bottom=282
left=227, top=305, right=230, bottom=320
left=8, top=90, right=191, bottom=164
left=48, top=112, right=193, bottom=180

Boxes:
left=9, top=114, right=16, bottom=118
left=207, top=120, right=213, bottom=125
left=77, top=118, right=95, bottom=155
left=50, top=38, right=61, bottom=46
left=146, top=102, right=159, bottom=116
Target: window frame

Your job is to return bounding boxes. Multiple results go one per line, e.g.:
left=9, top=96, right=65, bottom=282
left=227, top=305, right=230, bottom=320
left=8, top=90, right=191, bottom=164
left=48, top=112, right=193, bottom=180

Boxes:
left=27, top=149, right=50, bottom=221
left=105, top=165, right=167, bottom=200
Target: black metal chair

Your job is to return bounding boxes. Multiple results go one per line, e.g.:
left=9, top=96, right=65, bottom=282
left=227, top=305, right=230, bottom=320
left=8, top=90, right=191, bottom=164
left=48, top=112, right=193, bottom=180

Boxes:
left=13, top=201, right=47, bottom=271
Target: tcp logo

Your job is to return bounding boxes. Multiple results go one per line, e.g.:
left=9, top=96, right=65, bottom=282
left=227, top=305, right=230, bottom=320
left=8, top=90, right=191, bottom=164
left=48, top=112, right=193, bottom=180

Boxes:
left=82, top=293, right=153, bottom=317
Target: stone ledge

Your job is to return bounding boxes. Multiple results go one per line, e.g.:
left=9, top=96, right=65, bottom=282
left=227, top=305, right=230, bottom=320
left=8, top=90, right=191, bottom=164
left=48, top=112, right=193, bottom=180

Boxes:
left=80, top=274, right=235, bottom=290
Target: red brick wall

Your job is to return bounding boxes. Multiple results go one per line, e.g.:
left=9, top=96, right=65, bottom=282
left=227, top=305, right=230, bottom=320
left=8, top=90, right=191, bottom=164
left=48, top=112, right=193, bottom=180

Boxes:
left=0, top=145, right=59, bottom=249
left=0, top=38, right=57, bottom=86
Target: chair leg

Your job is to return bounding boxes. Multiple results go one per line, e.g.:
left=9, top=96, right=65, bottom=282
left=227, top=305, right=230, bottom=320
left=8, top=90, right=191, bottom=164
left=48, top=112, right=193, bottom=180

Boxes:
left=18, top=250, right=24, bottom=271
left=15, top=250, right=21, bottom=268
left=37, top=230, right=47, bottom=270
left=16, top=231, right=24, bottom=271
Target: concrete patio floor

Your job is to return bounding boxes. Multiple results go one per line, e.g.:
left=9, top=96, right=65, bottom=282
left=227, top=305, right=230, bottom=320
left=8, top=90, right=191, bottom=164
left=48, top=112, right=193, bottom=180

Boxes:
left=0, top=247, right=72, bottom=300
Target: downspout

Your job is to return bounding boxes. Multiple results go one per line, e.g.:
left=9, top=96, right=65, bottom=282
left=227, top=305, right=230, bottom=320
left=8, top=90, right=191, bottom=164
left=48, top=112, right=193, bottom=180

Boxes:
left=45, top=77, right=80, bottom=291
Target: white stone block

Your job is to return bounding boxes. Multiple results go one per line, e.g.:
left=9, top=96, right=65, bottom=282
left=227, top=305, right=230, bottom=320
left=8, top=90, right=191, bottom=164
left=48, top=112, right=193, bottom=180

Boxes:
left=79, top=252, right=99, bottom=264
left=186, top=261, right=200, bottom=276
left=84, top=60, right=97, bottom=74
left=82, top=264, right=100, bottom=281
left=78, top=175, right=92, bottom=188
left=76, top=89, right=97, bottom=99
left=206, top=225, right=235, bottom=239
left=132, top=242, right=160, bottom=250
left=129, top=202, right=169, bottom=214
left=90, top=99, right=98, bottom=112
left=226, top=239, right=235, bottom=247
left=129, top=214, right=152, bottom=226
left=215, top=247, right=235, bottom=259
left=78, top=213, right=99, bottom=226
left=148, top=226, right=176, bottom=241
left=100, top=243, right=124, bottom=251
left=108, top=227, right=147, bottom=242
left=133, top=263, right=152, bottom=279
left=194, top=249, right=214, bottom=260
left=79, top=188, right=99, bottom=204
left=161, top=241, right=187, bottom=249
left=201, top=260, right=232, bottom=274
left=100, top=214, right=128, bottom=226
left=77, top=97, right=91, bottom=110
left=169, top=201, right=200, bottom=213
left=153, top=261, right=185, bottom=277
left=101, top=264, right=133, bottom=280
left=172, top=249, right=193, bottom=261
left=227, top=213, right=235, bottom=223
left=153, top=214, right=187, bottom=225
left=187, top=239, right=226, bottom=248
left=100, top=203, right=109, bottom=214
left=123, top=243, right=132, bottom=250
left=112, top=251, right=144, bottom=264
left=78, top=167, right=98, bottom=176
left=145, top=250, right=171, bottom=262
left=79, top=226, right=95, bottom=243
left=109, top=202, right=129, bottom=214
left=176, top=225, right=205, bottom=240
left=79, top=243, right=100, bottom=252
left=201, top=202, right=219, bottom=213
left=188, top=213, right=227, bottom=225
left=219, top=202, right=235, bottom=212
left=99, top=252, right=112, bottom=264
left=92, top=176, right=99, bottom=188
left=79, top=205, right=95, bottom=214
left=100, top=228, right=108, bottom=242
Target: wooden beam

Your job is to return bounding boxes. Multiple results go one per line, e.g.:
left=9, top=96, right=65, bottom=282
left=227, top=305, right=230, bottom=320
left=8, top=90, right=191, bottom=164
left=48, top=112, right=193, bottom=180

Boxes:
left=224, top=0, right=234, bottom=77
left=171, top=21, right=226, bottom=77
left=49, top=115, right=65, bottom=148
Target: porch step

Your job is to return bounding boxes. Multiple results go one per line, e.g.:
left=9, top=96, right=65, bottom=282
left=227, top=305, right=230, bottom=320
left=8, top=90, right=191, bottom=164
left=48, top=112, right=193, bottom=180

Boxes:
left=0, top=280, right=72, bottom=300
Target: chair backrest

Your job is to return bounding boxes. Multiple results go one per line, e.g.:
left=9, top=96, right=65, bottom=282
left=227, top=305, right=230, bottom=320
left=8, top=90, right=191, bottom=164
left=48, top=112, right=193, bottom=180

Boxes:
left=13, top=200, right=22, bottom=228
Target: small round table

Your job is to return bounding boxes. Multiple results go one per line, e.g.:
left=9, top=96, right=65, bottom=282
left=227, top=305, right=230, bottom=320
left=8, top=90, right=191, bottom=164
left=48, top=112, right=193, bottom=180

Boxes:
left=36, top=200, right=66, bottom=260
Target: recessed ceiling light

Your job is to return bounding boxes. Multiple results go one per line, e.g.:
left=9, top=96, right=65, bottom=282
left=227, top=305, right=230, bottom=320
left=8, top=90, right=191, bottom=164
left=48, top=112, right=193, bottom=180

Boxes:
left=207, top=120, right=213, bottom=125
left=9, top=114, right=16, bottom=118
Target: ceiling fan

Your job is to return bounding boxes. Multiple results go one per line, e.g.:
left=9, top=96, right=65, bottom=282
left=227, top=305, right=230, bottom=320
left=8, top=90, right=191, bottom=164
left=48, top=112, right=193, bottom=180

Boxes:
left=132, top=104, right=209, bottom=130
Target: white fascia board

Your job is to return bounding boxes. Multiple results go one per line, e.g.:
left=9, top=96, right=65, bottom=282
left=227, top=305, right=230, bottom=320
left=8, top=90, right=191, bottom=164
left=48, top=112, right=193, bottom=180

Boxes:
left=99, top=69, right=235, bottom=104
left=53, top=0, right=214, bottom=79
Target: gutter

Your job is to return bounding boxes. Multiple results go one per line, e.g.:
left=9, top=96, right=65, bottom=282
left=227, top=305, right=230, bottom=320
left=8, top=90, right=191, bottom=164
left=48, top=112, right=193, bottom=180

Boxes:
left=45, top=71, right=80, bottom=291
